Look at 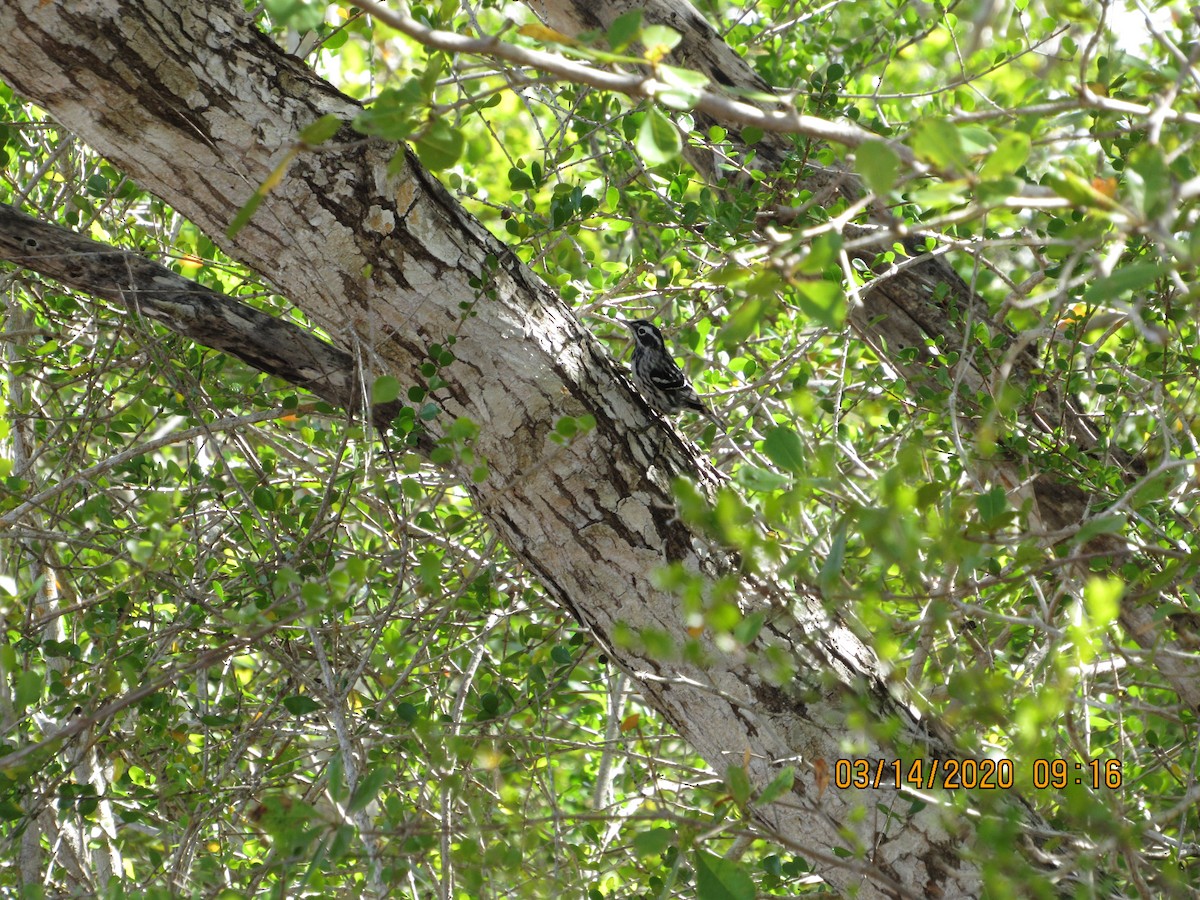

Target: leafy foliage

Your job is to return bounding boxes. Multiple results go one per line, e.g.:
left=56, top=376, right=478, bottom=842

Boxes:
left=4, top=0, right=1200, bottom=897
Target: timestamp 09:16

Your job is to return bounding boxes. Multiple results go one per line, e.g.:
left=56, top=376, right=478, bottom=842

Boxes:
left=834, top=758, right=1123, bottom=791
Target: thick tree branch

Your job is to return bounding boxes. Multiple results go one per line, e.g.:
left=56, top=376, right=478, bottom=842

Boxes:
left=0, top=204, right=400, bottom=427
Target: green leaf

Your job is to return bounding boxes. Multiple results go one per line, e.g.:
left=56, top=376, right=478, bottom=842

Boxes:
left=694, top=849, right=755, bottom=900
left=979, top=132, right=1030, bottom=179
left=607, top=9, right=642, bottom=51
left=632, top=827, right=673, bottom=856
left=14, top=670, right=41, bottom=710
left=226, top=191, right=264, bottom=239
left=735, top=465, right=790, bottom=492
left=415, top=119, right=465, bottom=171
left=756, top=766, right=795, bottom=805
left=299, top=114, right=342, bottom=146
left=818, top=523, right=846, bottom=595
left=479, top=691, right=500, bottom=715
left=762, top=427, right=805, bottom=473
left=372, top=375, right=401, bottom=405
left=419, top=54, right=446, bottom=95
left=796, top=232, right=841, bottom=274
left=348, top=765, right=393, bottom=813
left=508, top=166, right=534, bottom=190
left=550, top=645, right=573, bottom=665
left=636, top=107, right=682, bottom=166
left=1084, top=576, right=1123, bottom=630
left=641, top=25, right=682, bottom=55
left=719, top=297, right=767, bottom=344
left=733, top=610, right=765, bottom=645
left=796, top=279, right=845, bottom=329
left=726, top=764, right=752, bottom=805
left=353, top=82, right=424, bottom=141
left=975, top=175, right=1024, bottom=204
left=301, top=581, right=327, bottom=608
left=265, top=0, right=325, bottom=31
left=656, top=65, right=709, bottom=110
left=0, top=799, right=24, bottom=821
left=1073, top=514, right=1125, bottom=545
left=957, top=125, right=995, bottom=155
left=1072, top=576, right=1124, bottom=665
left=855, top=140, right=900, bottom=196
left=1043, top=168, right=1116, bottom=210
left=283, top=695, right=322, bottom=715
left=975, top=485, right=1008, bottom=526
left=1126, top=144, right=1170, bottom=220
left=418, top=550, right=442, bottom=590
left=1082, top=263, right=1165, bottom=304
left=909, top=118, right=967, bottom=171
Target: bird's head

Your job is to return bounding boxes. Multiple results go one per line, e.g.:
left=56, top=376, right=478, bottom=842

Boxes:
left=622, top=318, right=666, bottom=350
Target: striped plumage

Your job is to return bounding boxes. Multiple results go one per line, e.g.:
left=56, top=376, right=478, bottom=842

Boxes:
left=622, top=319, right=721, bottom=426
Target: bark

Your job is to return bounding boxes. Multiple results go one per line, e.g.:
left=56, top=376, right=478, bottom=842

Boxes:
left=530, top=0, right=1200, bottom=710
left=0, top=0, right=1054, bottom=895
left=0, top=204, right=401, bottom=428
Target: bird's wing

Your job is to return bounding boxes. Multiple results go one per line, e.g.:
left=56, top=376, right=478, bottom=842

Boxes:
left=646, top=356, right=688, bottom=391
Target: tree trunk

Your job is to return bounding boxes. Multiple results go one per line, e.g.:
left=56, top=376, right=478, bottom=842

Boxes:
left=0, top=0, right=1053, bottom=894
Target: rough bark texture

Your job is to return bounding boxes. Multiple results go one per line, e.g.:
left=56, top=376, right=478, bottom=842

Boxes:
left=0, top=204, right=401, bottom=427
left=529, top=0, right=1200, bottom=711
left=0, top=0, right=1058, bottom=894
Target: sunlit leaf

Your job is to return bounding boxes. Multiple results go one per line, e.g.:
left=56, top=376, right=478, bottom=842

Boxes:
left=641, top=24, right=682, bottom=60
left=415, top=119, right=465, bottom=171
left=517, top=23, right=580, bottom=46
left=979, top=132, right=1030, bottom=179
left=796, top=279, right=845, bottom=329
left=636, top=106, right=682, bottom=165
left=372, top=375, right=402, bottom=404
left=909, top=118, right=968, bottom=171
left=298, top=114, right=342, bottom=146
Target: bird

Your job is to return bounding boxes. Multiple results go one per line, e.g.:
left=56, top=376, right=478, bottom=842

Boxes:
left=622, top=318, right=722, bottom=426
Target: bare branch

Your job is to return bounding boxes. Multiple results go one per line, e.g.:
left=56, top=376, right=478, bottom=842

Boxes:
left=350, top=0, right=907, bottom=156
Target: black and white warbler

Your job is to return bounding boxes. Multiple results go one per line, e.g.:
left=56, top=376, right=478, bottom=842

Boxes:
left=622, top=318, right=722, bottom=426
